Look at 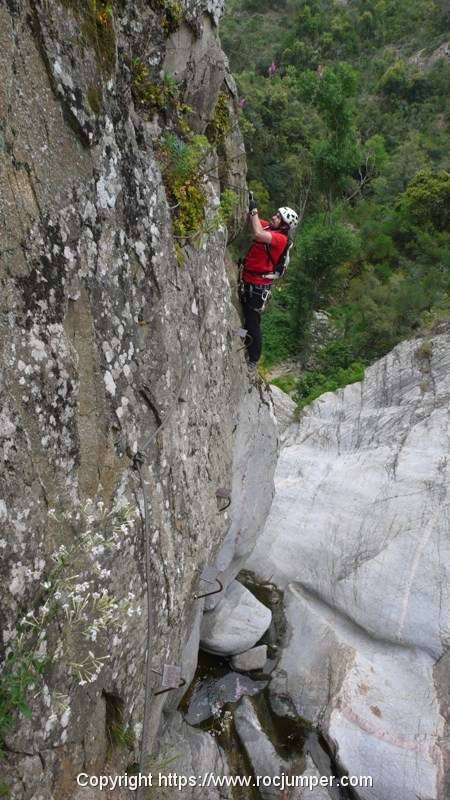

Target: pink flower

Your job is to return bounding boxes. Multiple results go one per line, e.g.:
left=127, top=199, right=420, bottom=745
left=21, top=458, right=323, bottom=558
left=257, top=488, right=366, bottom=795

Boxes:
left=268, top=62, right=277, bottom=76
left=238, top=97, right=247, bottom=108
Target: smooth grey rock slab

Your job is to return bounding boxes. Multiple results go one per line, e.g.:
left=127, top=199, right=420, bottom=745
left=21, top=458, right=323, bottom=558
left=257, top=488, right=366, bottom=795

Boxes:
left=248, top=334, right=450, bottom=798
left=249, top=334, right=450, bottom=657
left=231, top=645, right=268, bottom=672
left=184, top=672, right=267, bottom=725
left=269, top=384, right=296, bottom=438
left=200, top=580, right=272, bottom=656
left=207, top=388, right=278, bottom=608
left=270, top=584, right=445, bottom=800
left=290, top=756, right=334, bottom=800
left=234, top=697, right=288, bottom=800
left=159, top=712, right=231, bottom=800
left=165, top=599, right=204, bottom=713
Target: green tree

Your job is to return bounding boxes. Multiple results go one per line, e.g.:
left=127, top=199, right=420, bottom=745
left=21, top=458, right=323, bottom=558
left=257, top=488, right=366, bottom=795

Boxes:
left=221, top=0, right=450, bottom=379
left=398, top=170, right=450, bottom=231
left=291, top=216, right=359, bottom=343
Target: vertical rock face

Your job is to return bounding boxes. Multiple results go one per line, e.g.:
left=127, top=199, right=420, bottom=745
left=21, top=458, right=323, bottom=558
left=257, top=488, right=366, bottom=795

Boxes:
left=0, top=2, right=277, bottom=796
left=249, top=332, right=450, bottom=800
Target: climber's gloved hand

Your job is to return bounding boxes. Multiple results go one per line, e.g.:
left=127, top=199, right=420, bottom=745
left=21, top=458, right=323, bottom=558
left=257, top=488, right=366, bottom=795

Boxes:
left=248, top=191, right=257, bottom=212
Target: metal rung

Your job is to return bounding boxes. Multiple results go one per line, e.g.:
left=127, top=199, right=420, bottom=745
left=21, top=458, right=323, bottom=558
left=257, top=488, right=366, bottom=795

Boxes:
left=194, top=576, right=223, bottom=600
left=215, top=488, right=231, bottom=512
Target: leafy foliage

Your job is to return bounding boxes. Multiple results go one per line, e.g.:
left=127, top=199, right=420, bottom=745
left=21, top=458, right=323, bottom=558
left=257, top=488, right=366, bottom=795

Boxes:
left=158, top=134, right=209, bottom=238
left=218, top=189, right=239, bottom=225
left=221, top=0, right=450, bottom=394
left=0, top=648, right=46, bottom=752
left=148, top=0, right=184, bottom=34
left=206, top=92, right=232, bottom=145
left=0, top=502, right=138, bottom=753
left=296, top=361, right=365, bottom=408
left=132, top=60, right=179, bottom=111
left=398, top=169, right=450, bottom=230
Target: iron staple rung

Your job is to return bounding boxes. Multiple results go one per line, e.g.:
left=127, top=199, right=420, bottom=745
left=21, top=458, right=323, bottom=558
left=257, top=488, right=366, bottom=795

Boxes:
left=194, top=577, right=223, bottom=600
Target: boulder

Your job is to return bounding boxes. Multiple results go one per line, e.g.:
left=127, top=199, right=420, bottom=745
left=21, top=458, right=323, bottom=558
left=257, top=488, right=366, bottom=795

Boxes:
left=183, top=671, right=267, bottom=726
left=200, top=581, right=272, bottom=656
left=231, top=645, right=268, bottom=672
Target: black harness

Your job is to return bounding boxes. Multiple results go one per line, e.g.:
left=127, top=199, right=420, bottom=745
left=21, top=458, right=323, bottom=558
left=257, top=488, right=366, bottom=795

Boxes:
left=240, top=281, right=272, bottom=314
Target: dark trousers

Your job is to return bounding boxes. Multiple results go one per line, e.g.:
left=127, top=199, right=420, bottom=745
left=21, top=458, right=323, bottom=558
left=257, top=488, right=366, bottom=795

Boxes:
left=240, top=282, right=271, bottom=363
left=243, top=303, right=262, bottom=363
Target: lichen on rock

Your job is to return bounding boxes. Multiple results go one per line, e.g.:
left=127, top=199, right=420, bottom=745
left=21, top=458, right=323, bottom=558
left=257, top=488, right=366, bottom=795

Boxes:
left=0, top=1, right=277, bottom=797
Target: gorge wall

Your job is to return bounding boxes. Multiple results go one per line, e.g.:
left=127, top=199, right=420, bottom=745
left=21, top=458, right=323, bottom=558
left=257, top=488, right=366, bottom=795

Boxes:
left=0, top=1, right=279, bottom=797
left=250, top=328, right=450, bottom=800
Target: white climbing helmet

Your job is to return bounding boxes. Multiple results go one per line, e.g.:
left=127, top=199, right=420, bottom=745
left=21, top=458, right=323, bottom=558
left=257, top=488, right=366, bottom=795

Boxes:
left=278, top=206, right=299, bottom=230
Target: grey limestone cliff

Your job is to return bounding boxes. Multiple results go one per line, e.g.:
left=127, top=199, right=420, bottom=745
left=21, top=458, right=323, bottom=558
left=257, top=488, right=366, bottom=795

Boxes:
left=0, top=1, right=278, bottom=797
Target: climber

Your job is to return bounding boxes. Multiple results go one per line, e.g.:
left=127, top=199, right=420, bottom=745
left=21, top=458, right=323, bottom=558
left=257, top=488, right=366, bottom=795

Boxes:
left=239, top=193, right=298, bottom=367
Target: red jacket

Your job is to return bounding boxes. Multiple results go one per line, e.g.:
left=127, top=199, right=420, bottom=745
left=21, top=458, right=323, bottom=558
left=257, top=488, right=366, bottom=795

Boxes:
left=242, top=220, right=288, bottom=285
